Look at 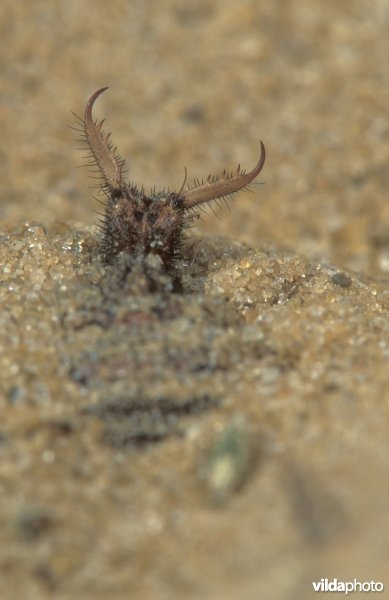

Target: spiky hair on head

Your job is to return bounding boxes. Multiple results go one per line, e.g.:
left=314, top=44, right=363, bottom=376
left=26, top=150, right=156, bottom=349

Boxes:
left=74, top=87, right=266, bottom=268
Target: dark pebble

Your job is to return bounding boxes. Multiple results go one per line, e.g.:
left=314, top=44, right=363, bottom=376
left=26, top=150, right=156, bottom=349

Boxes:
left=331, top=273, right=352, bottom=288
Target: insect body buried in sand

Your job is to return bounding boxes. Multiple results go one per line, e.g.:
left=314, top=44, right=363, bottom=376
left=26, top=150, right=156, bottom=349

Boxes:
left=75, top=88, right=266, bottom=269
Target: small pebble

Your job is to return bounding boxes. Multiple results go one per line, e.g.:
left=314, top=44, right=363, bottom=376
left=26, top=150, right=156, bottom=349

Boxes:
left=331, top=273, right=352, bottom=288
left=200, top=415, right=257, bottom=505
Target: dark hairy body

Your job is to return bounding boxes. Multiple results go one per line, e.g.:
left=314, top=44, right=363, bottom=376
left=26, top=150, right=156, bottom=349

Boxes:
left=74, top=88, right=266, bottom=268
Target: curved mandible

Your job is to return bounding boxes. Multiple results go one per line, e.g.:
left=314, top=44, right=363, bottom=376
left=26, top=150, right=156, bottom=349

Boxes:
left=182, top=141, right=265, bottom=209
left=83, top=87, right=125, bottom=192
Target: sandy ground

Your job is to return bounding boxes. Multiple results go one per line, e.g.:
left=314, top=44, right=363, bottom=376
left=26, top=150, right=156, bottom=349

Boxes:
left=0, top=1, right=388, bottom=598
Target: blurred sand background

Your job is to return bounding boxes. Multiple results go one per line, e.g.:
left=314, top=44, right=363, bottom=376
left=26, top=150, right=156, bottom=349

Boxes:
left=1, top=0, right=388, bottom=275
left=0, top=1, right=388, bottom=599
